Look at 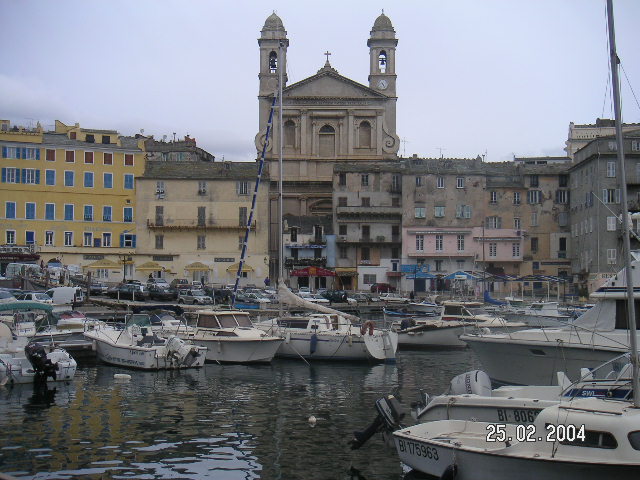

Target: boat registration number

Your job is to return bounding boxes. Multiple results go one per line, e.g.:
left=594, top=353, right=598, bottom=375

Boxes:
left=397, top=438, right=439, bottom=460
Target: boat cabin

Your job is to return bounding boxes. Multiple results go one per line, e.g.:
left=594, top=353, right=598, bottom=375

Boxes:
left=195, top=310, right=254, bottom=330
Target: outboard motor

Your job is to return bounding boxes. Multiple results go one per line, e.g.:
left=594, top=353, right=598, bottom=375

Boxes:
left=448, top=370, right=492, bottom=396
left=350, top=394, right=405, bottom=450
left=25, top=343, right=58, bottom=382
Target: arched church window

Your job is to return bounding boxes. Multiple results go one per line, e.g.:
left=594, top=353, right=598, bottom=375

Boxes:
left=269, top=51, right=278, bottom=73
left=284, top=120, right=295, bottom=147
left=319, top=124, right=335, bottom=157
left=378, top=50, right=387, bottom=73
left=359, top=121, right=372, bottom=148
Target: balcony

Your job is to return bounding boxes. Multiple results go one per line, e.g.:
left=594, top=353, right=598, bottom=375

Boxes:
left=557, top=250, right=567, bottom=259
left=336, top=206, right=402, bottom=217
left=147, top=218, right=256, bottom=230
left=84, top=215, right=93, bottom=221
left=103, top=216, right=112, bottom=222
left=284, top=257, right=327, bottom=267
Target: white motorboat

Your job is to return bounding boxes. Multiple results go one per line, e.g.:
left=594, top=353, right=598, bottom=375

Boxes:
left=405, top=300, right=441, bottom=315
left=0, top=301, right=51, bottom=340
left=391, top=317, right=470, bottom=349
left=440, top=301, right=524, bottom=329
left=161, top=310, right=283, bottom=364
left=83, top=314, right=206, bottom=370
left=393, top=397, right=640, bottom=480
left=502, top=301, right=572, bottom=327
left=30, top=310, right=99, bottom=362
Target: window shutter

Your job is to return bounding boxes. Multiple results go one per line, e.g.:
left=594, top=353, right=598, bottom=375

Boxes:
left=119, top=234, right=125, bottom=247
left=1, top=168, right=5, bottom=183
left=236, top=182, right=240, bottom=195
left=456, top=205, right=462, bottom=218
left=1, top=147, right=6, bottom=158
left=132, top=235, right=137, bottom=248
left=35, top=149, right=40, bottom=160
left=497, top=217, right=502, bottom=229
left=616, top=189, right=621, bottom=203
left=21, top=168, right=26, bottom=183
left=35, top=170, right=40, bottom=184
left=602, top=189, right=608, bottom=203
left=21, top=147, right=27, bottom=159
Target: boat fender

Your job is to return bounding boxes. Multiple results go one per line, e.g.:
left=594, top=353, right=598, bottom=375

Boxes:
left=449, top=370, right=492, bottom=396
left=480, top=327, right=491, bottom=335
left=360, top=320, right=375, bottom=336
left=440, top=464, right=457, bottom=480
left=114, top=373, right=131, bottom=381
left=310, top=334, right=318, bottom=354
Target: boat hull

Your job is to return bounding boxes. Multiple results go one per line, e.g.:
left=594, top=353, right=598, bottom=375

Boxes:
left=397, top=325, right=467, bottom=348
left=0, top=353, right=77, bottom=385
left=186, top=337, right=282, bottom=363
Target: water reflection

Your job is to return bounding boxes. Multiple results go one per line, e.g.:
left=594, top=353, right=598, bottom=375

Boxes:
left=0, top=350, right=480, bottom=479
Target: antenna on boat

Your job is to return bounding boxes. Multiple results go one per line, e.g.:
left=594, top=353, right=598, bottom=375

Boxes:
left=607, top=0, right=640, bottom=406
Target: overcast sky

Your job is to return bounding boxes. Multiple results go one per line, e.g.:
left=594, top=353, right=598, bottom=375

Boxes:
left=2, top=0, right=639, bottom=162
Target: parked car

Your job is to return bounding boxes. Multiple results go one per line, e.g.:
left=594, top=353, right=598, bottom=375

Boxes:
left=45, top=286, right=86, bottom=305
left=370, top=283, right=396, bottom=293
left=147, top=284, right=178, bottom=301
left=379, top=292, right=409, bottom=303
left=177, top=289, right=213, bottom=305
left=299, top=292, right=330, bottom=304
left=89, top=282, right=108, bottom=295
left=106, top=283, right=149, bottom=301
left=170, top=278, right=190, bottom=289
left=15, top=292, right=53, bottom=304
left=321, top=290, right=349, bottom=303
left=147, top=278, right=170, bottom=289
left=348, top=292, right=373, bottom=304
left=0, top=290, right=17, bottom=304
left=243, top=292, right=271, bottom=304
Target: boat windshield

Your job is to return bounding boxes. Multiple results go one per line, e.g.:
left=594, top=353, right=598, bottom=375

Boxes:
left=217, top=314, right=239, bottom=328
left=197, top=314, right=222, bottom=329
left=126, top=314, right=152, bottom=327
left=234, top=313, right=253, bottom=328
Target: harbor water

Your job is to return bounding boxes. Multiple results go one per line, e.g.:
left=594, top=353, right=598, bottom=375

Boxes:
left=0, top=350, right=481, bottom=480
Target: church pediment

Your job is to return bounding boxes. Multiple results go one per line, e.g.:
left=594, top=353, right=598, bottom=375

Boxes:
left=283, top=67, right=388, bottom=100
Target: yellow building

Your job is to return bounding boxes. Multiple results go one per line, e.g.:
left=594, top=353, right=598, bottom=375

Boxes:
left=0, top=120, right=145, bottom=279
left=134, top=161, right=270, bottom=286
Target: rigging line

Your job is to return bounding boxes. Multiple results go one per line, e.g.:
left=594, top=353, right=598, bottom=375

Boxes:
left=620, top=64, right=640, bottom=114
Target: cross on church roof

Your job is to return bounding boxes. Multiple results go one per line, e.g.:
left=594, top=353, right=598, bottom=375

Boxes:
left=324, top=50, right=331, bottom=65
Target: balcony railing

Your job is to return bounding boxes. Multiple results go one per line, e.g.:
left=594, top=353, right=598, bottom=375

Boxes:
left=84, top=215, right=93, bottom=221
left=147, top=218, right=256, bottom=230
left=336, top=206, right=402, bottom=217
left=284, top=257, right=327, bottom=267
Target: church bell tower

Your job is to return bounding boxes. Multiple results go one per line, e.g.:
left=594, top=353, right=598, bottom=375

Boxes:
left=368, top=12, right=397, bottom=97
left=258, top=12, right=289, bottom=96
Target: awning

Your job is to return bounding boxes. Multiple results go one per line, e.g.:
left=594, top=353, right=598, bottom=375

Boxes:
left=443, top=270, right=479, bottom=280
left=135, top=261, right=163, bottom=271
left=290, top=266, right=336, bottom=277
left=226, top=262, right=254, bottom=273
left=184, top=261, right=211, bottom=272
left=386, top=272, right=402, bottom=277
left=335, top=267, right=357, bottom=277
left=84, top=259, right=121, bottom=269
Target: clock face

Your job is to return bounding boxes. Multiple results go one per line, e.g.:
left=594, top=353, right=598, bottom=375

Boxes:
left=377, top=79, right=388, bottom=90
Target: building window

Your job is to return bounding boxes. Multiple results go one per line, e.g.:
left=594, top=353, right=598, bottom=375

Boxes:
left=103, top=152, right=113, bottom=165
left=103, top=232, right=112, bottom=247
left=197, top=206, right=206, bottom=226
left=359, top=121, right=372, bottom=148
left=531, top=212, right=538, bottom=226
left=64, top=171, right=74, bottom=187
left=103, top=206, right=112, bottom=222
left=5, top=202, right=16, bottom=219
left=83, top=232, right=93, bottom=246
left=124, top=174, right=134, bottom=190
left=415, top=176, right=423, bottom=187
left=490, top=191, right=497, bottom=203
left=513, top=191, right=521, bottom=205
left=338, top=225, right=347, bottom=236
left=456, top=177, right=465, bottom=189
left=435, top=234, right=443, bottom=251
left=415, top=207, right=426, bottom=218
left=607, top=216, right=617, bottom=231
left=527, top=190, right=542, bottom=204
left=45, top=231, right=54, bottom=246
left=362, top=225, right=370, bottom=240
left=155, top=235, right=164, bottom=250
left=65, top=151, right=75, bottom=163
left=392, top=197, right=400, bottom=207
left=555, top=190, right=568, bottom=204
left=529, top=175, right=539, bottom=187
left=123, top=207, right=133, bottom=222
left=603, top=188, right=621, bottom=204
left=103, top=172, right=113, bottom=189
left=514, top=217, right=521, bottom=229
left=361, top=174, right=369, bottom=187
left=361, top=197, right=370, bottom=207
left=363, top=274, right=376, bottom=285
left=84, top=205, right=93, bottom=221
left=319, top=124, right=336, bottom=157
left=46, top=149, right=55, bottom=161
left=23, top=168, right=38, bottom=184
left=198, top=181, right=207, bottom=195
left=338, top=197, right=347, bottom=207
left=237, top=181, right=249, bottom=195
left=607, top=248, right=617, bottom=265
left=25, top=202, right=36, bottom=220
left=608, top=141, right=617, bottom=151
left=457, top=235, right=464, bottom=251
left=239, top=207, right=247, bottom=227
left=391, top=247, right=399, bottom=258
left=435, top=260, right=443, bottom=272
left=434, top=206, right=445, bottom=218
left=84, top=151, right=94, bottom=164
left=124, top=154, right=134, bottom=166
left=558, top=212, right=568, bottom=226
left=558, top=174, right=568, bottom=187
left=416, top=234, right=424, bottom=251
left=45, top=203, right=55, bottom=220
left=512, top=243, right=520, bottom=257
left=436, top=176, right=444, bottom=188
left=45, top=169, right=55, bottom=186
left=1, top=167, right=18, bottom=183
left=361, top=247, right=371, bottom=261
left=392, top=174, right=401, bottom=192
left=64, top=204, right=74, bottom=221
left=284, top=120, right=296, bottom=147
left=531, top=237, right=539, bottom=253
left=489, top=243, right=497, bottom=257
left=6, top=230, right=15, bottom=244
left=154, top=205, right=164, bottom=226
left=338, top=173, right=346, bottom=186
left=64, top=231, right=73, bottom=246
left=606, top=162, right=616, bottom=177
left=339, top=246, right=348, bottom=259
left=84, top=172, right=94, bottom=188
left=486, top=216, right=502, bottom=229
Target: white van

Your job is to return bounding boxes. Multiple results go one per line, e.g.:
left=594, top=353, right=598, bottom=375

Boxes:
left=45, top=286, right=85, bottom=306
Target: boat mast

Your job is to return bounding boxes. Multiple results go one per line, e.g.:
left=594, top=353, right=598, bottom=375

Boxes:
left=278, top=40, right=285, bottom=317
left=606, top=0, right=640, bottom=406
